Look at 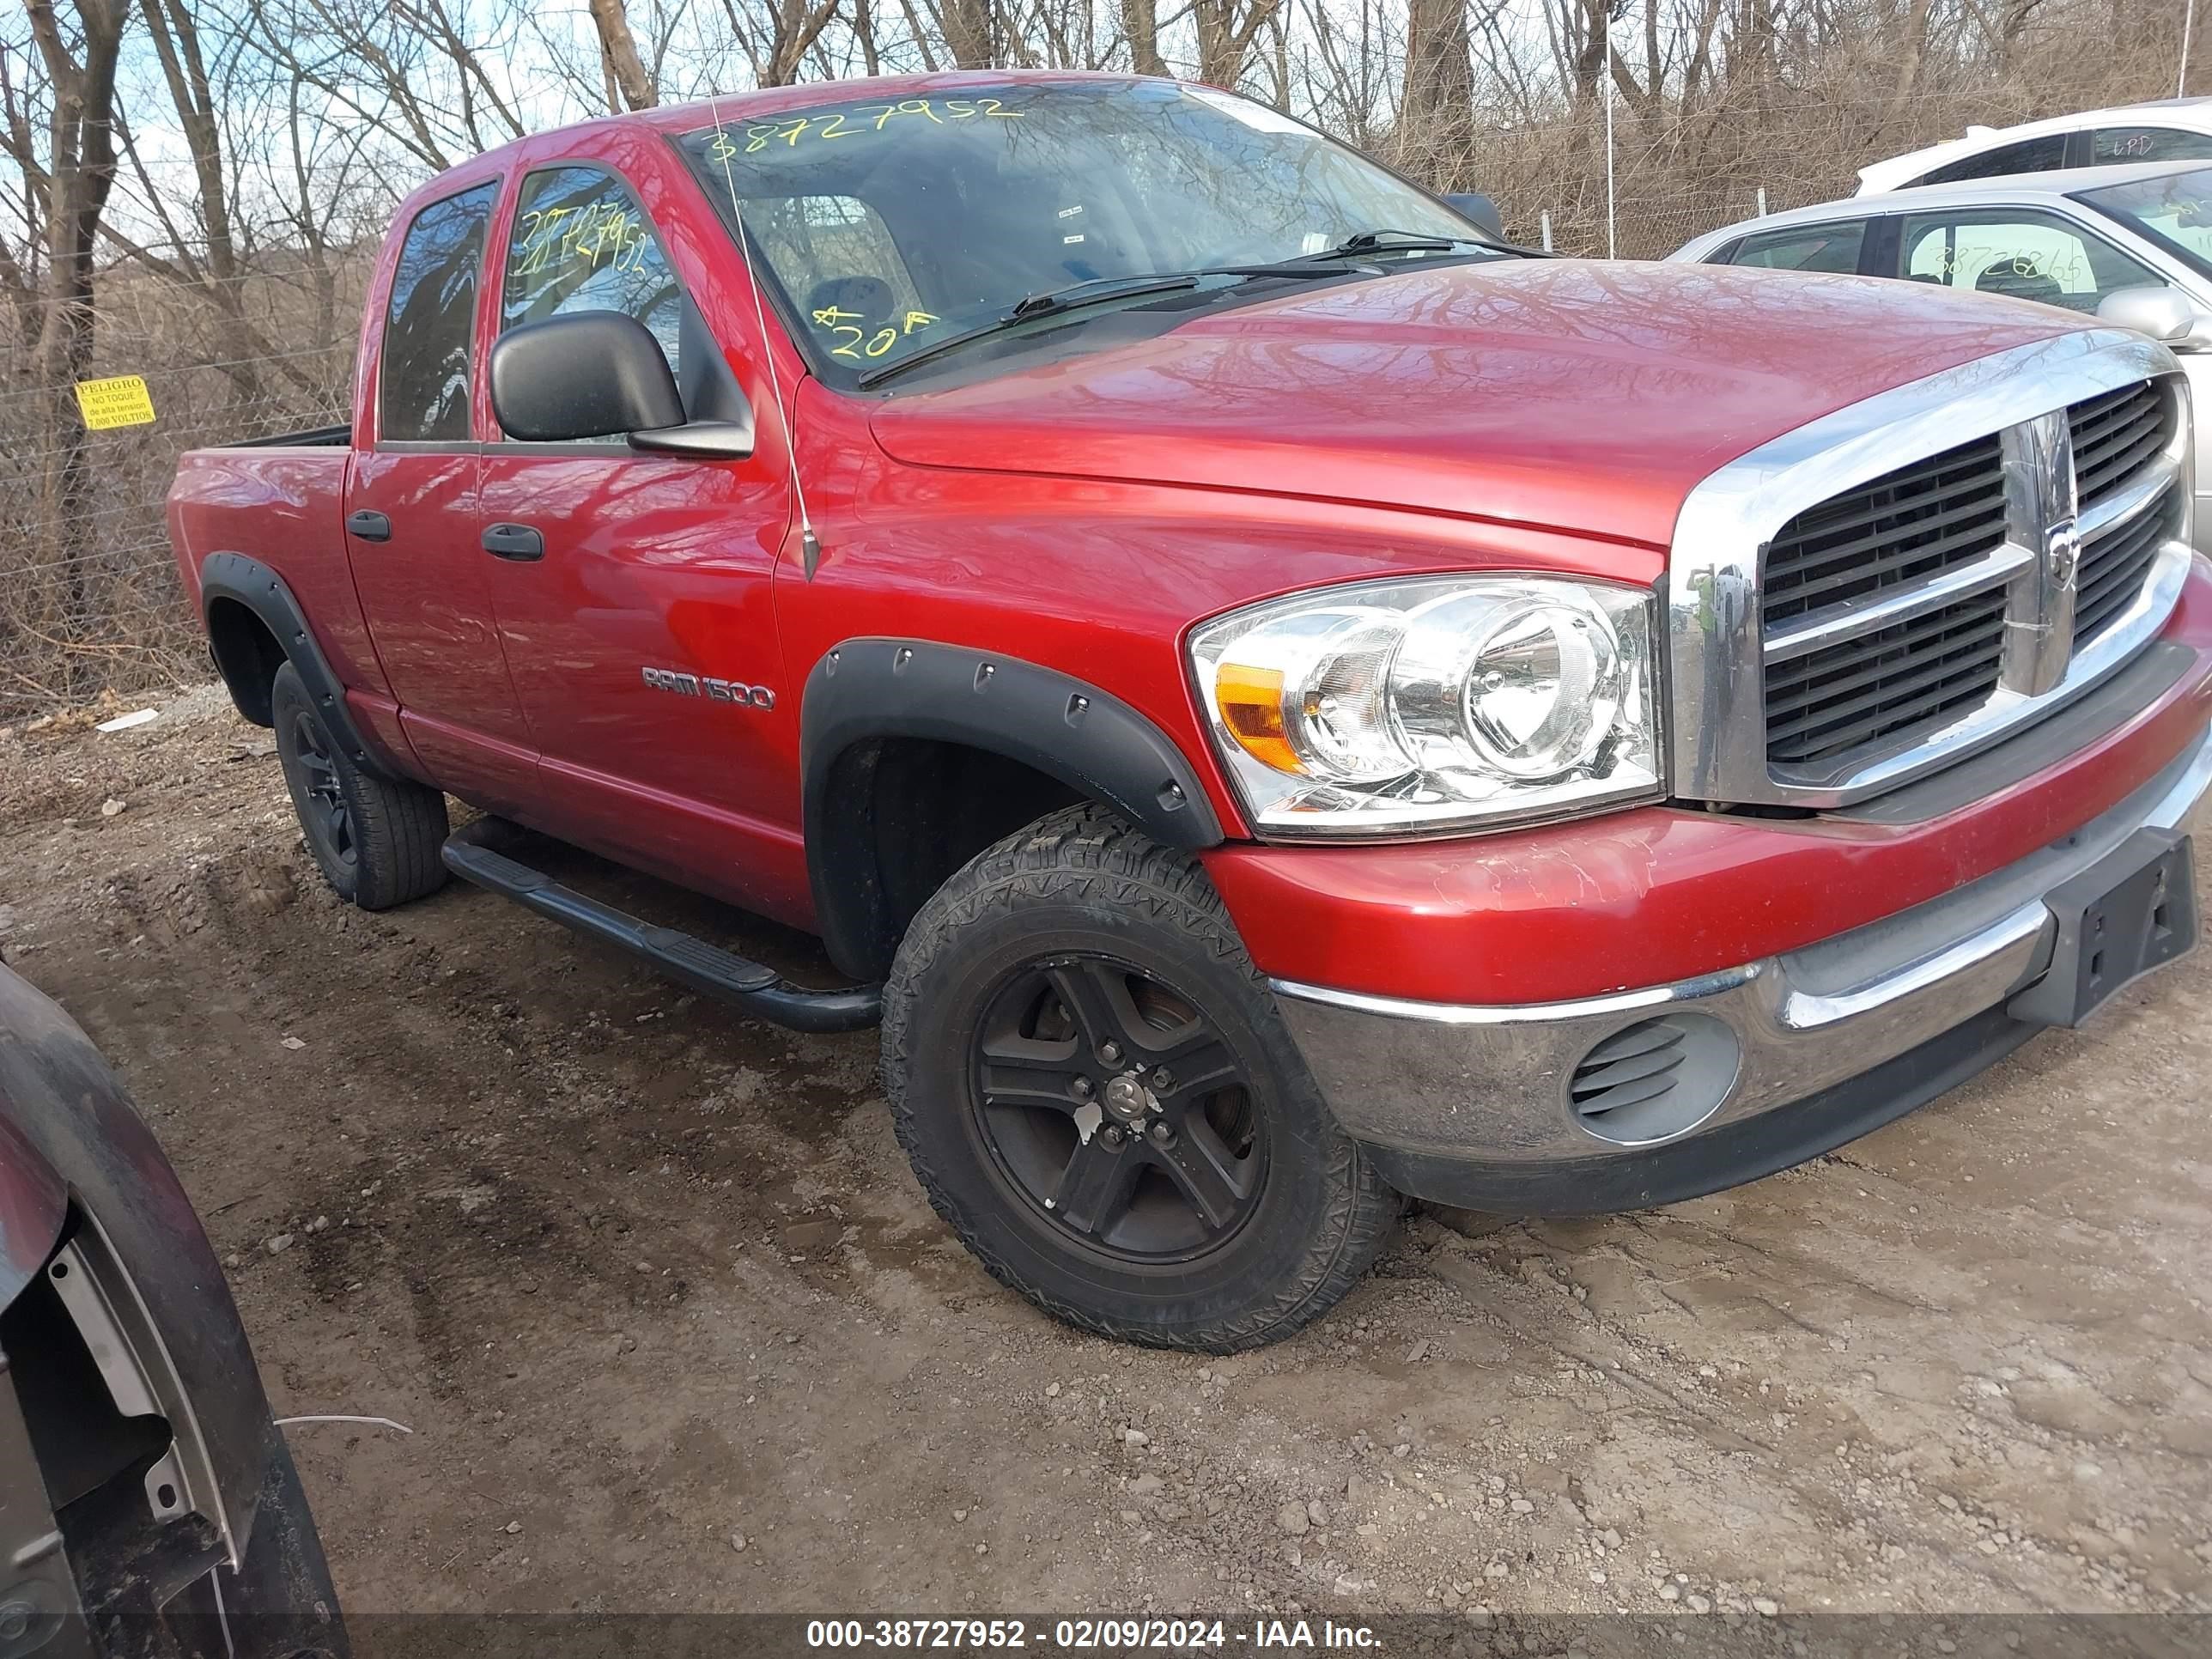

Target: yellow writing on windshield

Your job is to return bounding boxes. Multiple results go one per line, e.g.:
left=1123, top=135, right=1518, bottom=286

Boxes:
left=707, top=97, right=1022, bottom=163
left=819, top=308, right=939, bottom=362
left=514, top=201, right=653, bottom=280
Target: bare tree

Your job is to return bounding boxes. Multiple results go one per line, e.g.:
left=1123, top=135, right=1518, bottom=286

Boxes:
left=12, top=0, right=127, bottom=690
left=591, top=0, right=659, bottom=107
left=716, top=0, right=846, bottom=86
left=1121, top=0, right=1165, bottom=75
left=1401, top=0, right=1475, bottom=176
left=1194, top=0, right=1280, bottom=89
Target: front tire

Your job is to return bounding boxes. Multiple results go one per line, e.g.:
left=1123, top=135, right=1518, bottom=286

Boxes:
left=270, top=660, right=447, bottom=910
left=882, top=804, right=1398, bottom=1352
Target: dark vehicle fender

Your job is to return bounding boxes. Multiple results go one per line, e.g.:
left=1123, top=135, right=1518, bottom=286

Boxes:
left=0, top=1111, right=66, bottom=1316
left=801, top=640, right=1225, bottom=975
left=0, top=963, right=272, bottom=1568
left=199, top=550, right=395, bottom=778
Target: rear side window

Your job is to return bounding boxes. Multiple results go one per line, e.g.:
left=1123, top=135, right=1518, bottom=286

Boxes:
left=1899, top=209, right=2166, bottom=312
left=380, top=182, right=498, bottom=443
left=1729, top=221, right=1867, bottom=273
left=2091, top=125, right=2212, bottom=164
left=1916, top=134, right=2069, bottom=186
left=501, top=165, right=683, bottom=378
left=1919, top=135, right=2070, bottom=186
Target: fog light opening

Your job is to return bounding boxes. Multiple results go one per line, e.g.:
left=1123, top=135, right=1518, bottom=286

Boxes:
left=1568, top=1012, right=1741, bottom=1147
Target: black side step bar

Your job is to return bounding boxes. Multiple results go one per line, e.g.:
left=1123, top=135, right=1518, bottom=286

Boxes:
left=441, top=823, right=882, bottom=1033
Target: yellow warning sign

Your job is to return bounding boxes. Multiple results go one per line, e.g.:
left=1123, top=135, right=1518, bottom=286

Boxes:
left=74, top=374, right=155, bottom=431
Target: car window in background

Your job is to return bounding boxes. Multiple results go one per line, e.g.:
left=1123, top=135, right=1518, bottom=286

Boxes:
left=677, top=80, right=1499, bottom=384
left=1917, top=134, right=2069, bottom=187
left=380, top=182, right=498, bottom=442
left=1729, top=220, right=1868, bottom=273
left=2091, top=127, right=2212, bottom=165
left=1898, top=208, right=2166, bottom=311
left=2078, top=165, right=2212, bottom=283
left=501, top=165, right=684, bottom=379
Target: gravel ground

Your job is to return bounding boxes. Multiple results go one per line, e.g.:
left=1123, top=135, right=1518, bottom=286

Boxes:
left=3, top=686, right=2210, bottom=1630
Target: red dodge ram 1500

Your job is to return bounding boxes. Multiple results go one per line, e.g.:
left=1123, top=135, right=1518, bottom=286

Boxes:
left=167, top=70, right=2211, bottom=1351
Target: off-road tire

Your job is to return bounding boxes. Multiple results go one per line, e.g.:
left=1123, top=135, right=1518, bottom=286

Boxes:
left=883, top=803, right=1399, bottom=1352
left=270, top=660, right=447, bottom=911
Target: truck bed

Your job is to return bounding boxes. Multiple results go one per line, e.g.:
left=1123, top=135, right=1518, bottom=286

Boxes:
left=166, top=440, right=387, bottom=704
left=220, top=424, right=351, bottom=449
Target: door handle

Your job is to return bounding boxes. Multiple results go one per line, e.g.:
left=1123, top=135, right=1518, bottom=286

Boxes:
left=482, top=522, right=544, bottom=562
left=346, top=509, right=392, bottom=543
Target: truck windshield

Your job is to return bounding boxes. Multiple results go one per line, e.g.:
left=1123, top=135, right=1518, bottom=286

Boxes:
left=677, top=79, right=1493, bottom=386
left=2076, top=164, right=2212, bottom=283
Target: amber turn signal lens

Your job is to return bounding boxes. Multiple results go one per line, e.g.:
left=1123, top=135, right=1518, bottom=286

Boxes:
left=1212, top=661, right=1304, bottom=775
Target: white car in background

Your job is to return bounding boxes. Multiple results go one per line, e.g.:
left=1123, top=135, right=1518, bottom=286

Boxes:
left=1856, top=96, right=2212, bottom=194
left=1669, top=159, right=2212, bottom=544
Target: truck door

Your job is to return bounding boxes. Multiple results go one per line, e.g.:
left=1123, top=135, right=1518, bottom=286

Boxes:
left=347, top=178, right=539, bottom=811
left=472, top=159, right=793, bottom=906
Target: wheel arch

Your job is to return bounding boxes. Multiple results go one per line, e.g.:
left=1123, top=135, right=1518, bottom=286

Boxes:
left=800, top=641, right=1226, bottom=981
left=198, top=550, right=392, bottom=777
left=0, top=964, right=274, bottom=1566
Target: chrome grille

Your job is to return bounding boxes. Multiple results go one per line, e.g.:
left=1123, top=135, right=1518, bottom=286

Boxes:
left=1765, top=588, right=2009, bottom=766
left=2070, top=381, right=2168, bottom=501
left=1762, top=434, right=2008, bottom=627
left=1759, top=374, right=2183, bottom=775
left=2076, top=480, right=2182, bottom=645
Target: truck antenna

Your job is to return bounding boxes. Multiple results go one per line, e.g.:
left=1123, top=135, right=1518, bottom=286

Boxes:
left=705, top=97, right=825, bottom=580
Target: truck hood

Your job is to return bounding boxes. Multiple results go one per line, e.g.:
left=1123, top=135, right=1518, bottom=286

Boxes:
left=868, top=259, right=2082, bottom=549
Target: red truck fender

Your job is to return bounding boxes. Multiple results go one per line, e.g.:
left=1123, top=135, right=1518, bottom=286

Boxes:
left=198, top=551, right=398, bottom=781
left=799, top=638, right=1226, bottom=980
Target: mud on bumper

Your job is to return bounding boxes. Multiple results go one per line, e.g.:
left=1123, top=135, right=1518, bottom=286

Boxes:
left=1273, top=730, right=2212, bottom=1215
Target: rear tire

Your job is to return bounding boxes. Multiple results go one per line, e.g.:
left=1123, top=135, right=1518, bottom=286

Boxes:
left=882, top=804, right=1398, bottom=1352
left=270, top=661, right=447, bottom=910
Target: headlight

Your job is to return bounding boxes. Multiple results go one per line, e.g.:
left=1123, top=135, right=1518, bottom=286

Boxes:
left=1189, top=575, right=1662, bottom=838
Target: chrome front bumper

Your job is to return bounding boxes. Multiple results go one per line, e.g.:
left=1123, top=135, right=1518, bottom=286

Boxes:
left=1273, top=729, right=2212, bottom=1191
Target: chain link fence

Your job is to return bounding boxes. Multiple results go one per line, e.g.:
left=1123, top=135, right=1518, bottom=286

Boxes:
left=0, top=181, right=1799, bottom=727
left=2, top=258, right=366, bottom=725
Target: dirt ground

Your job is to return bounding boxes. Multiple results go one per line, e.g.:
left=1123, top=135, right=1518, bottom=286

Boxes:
left=3, top=684, right=2211, bottom=1627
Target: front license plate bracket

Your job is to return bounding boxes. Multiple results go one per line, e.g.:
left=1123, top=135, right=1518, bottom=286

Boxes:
left=2008, top=828, right=2197, bottom=1028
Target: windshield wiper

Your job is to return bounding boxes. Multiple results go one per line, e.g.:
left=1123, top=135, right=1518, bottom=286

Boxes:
left=857, top=264, right=1344, bottom=389
left=1321, top=228, right=1488, bottom=257
left=1009, top=272, right=1205, bottom=319
left=858, top=276, right=1203, bottom=388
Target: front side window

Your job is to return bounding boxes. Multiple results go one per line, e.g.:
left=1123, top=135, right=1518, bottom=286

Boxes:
left=1917, top=134, right=2069, bottom=187
left=1899, top=209, right=2166, bottom=312
left=1729, top=221, right=1867, bottom=274
left=678, top=80, right=1501, bottom=385
left=500, top=165, right=684, bottom=380
left=2091, top=126, right=2212, bottom=165
left=2079, top=163, right=2212, bottom=283
left=380, top=181, right=498, bottom=443
left=743, top=193, right=931, bottom=362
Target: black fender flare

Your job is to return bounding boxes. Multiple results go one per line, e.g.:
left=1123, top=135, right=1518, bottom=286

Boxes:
left=0, top=963, right=275, bottom=1574
left=800, top=639, right=1226, bottom=975
left=199, top=550, right=392, bottom=778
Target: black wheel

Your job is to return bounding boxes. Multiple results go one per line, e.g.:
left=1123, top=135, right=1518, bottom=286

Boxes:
left=270, top=661, right=447, bottom=911
left=883, top=804, right=1399, bottom=1351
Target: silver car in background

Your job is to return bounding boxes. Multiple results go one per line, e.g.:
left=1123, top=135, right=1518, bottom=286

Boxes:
left=1670, top=159, right=2212, bottom=544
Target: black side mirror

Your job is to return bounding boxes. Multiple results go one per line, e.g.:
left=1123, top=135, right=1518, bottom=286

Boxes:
left=489, top=312, right=686, bottom=441
left=1443, top=191, right=1504, bottom=240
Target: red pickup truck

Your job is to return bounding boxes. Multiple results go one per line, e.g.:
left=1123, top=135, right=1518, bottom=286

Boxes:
left=168, top=70, right=2210, bottom=1352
